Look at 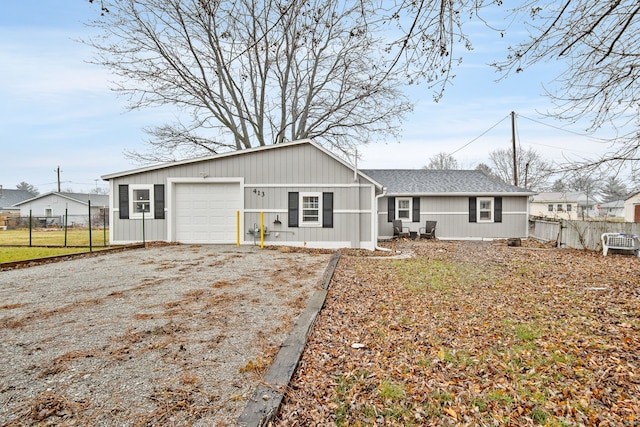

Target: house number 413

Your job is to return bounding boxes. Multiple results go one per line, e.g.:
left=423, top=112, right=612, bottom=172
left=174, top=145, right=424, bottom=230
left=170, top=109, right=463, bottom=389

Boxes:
left=253, top=189, right=265, bottom=197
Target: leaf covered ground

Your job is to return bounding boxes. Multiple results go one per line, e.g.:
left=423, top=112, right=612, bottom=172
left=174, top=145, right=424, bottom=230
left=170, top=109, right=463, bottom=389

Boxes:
left=275, top=240, right=640, bottom=426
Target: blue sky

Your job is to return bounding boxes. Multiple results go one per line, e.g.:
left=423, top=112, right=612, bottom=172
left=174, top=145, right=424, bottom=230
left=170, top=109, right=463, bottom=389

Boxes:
left=0, top=1, right=618, bottom=194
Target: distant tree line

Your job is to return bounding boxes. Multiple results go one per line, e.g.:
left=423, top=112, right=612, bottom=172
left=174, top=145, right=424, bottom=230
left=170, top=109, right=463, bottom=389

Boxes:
left=423, top=150, right=635, bottom=202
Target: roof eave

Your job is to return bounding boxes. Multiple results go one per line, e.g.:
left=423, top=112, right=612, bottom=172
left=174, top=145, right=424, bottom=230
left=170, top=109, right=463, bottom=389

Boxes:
left=384, top=191, right=536, bottom=197
left=101, top=139, right=384, bottom=190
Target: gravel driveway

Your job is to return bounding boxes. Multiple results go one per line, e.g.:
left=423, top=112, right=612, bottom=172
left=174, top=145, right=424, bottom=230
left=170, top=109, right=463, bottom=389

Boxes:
left=0, top=244, right=333, bottom=426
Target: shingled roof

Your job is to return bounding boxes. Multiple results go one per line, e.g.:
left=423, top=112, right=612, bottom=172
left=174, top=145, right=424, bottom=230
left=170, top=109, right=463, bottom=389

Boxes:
left=361, top=169, right=534, bottom=195
left=0, top=189, right=36, bottom=210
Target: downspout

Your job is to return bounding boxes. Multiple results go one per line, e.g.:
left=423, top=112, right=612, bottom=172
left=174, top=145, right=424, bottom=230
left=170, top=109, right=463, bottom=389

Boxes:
left=375, top=188, right=392, bottom=252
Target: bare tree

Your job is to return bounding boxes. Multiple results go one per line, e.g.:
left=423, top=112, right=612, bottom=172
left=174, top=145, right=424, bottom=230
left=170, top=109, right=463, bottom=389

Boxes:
left=488, top=146, right=552, bottom=190
left=492, top=1, right=640, bottom=172
left=475, top=162, right=501, bottom=181
left=424, top=152, right=458, bottom=170
left=86, top=0, right=639, bottom=171
left=85, top=0, right=504, bottom=162
left=549, top=179, right=567, bottom=192
left=566, top=175, right=599, bottom=193
left=87, top=0, right=423, bottom=162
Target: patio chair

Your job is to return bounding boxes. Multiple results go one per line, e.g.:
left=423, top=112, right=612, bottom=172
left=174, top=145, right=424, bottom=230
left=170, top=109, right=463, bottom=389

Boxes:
left=393, top=219, right=410, bottom=239
left=419, top=220, right=437, bottom=239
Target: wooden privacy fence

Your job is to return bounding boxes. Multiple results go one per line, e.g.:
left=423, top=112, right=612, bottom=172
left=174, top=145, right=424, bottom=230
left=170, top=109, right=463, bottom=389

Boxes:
left=531, top=219, right=640, bottom=251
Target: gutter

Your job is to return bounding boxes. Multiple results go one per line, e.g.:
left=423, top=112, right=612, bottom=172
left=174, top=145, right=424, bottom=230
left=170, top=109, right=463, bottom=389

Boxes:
left=374, top=188, right=392, bottom=252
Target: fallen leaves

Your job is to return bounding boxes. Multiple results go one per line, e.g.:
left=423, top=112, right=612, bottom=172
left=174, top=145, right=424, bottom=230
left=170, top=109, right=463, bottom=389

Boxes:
left=275, top=240, right=640, bottom=426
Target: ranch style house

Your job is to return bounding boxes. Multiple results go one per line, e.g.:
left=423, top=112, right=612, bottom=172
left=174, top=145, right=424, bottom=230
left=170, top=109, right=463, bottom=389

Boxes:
left=102, top=139, right=534, bottom=249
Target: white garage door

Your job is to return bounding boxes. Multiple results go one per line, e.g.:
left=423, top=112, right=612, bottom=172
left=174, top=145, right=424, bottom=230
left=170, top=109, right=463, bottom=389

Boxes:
left=174, top=182, right=241, bottom=243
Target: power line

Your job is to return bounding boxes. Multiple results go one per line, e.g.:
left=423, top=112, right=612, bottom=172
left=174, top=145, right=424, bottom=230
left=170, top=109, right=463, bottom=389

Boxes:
left=448, top=114, right=510, bottom=156
left=517, top=114, right=613, bottom=144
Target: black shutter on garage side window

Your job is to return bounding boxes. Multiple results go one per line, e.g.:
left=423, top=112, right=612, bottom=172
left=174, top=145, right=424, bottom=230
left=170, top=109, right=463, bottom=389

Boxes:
left=154, top=184, right=165, bottom=219
left=119, top=185, right=129, bottom=219
left=412, top=197, right=420, bottom=222
left=469, top=197, right=477, bottom=223
left=387, top=197, right=395, bottom=222
left=288, top=192, right=299, bottom=227
left=494, top=197, right=502, bottom=223
left=322, top=192, right=333, bottom=228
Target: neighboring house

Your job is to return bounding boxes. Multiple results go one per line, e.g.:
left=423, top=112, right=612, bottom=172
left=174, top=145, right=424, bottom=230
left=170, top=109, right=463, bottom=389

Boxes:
left=624, top=192, right=640, bottom=222
left=0, top=187, right=35, bottom=213
left=362, top=169, right=535, bottom=240
left=0, top=186, right=35, bottom=229
left=530, top=192, right=598, bottom=220
left=14, top=192, right=109, bottom=227
left=101, top=140, right=535, bottom=249
left=598, top=200, right=625, bottom=218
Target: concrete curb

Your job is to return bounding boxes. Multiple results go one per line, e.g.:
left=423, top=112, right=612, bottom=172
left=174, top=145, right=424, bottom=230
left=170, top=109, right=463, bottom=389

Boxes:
left=237, top=252, right=341, bottom=427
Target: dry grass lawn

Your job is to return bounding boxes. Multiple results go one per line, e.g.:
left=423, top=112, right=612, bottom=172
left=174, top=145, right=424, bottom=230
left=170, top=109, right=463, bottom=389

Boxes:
left=0, top=229, right=112, bottom=263
left=276, top=239, right=640, bottom=426
left=0, top=229, right=109, bottom=247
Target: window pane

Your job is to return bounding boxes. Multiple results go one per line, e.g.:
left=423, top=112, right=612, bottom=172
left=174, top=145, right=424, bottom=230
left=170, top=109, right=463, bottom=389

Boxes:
left=134, top=202, right=151, bottom=213
left=302, top=196, right=319, bottom=223
left=133, top=189, right=150, bottom=213
left=303, top=210, right=319, bottom=222
left=478, top=199, right=492, bottom=221
left=567, top=204, right=572, bottom=211
left=548, top=204, right=553, bottom=211
left=134, top=189, right=150, bottom=201
left=303, top=196, right=318, bottom=209
left=397, top=198, right=411, bottom=219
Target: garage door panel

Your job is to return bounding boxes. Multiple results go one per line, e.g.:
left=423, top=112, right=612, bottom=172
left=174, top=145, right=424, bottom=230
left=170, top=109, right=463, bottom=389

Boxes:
left=174, top=182, right=241, bottom=243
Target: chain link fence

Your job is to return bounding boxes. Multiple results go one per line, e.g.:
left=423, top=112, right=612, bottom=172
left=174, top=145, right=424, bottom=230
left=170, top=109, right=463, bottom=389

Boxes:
left=2, top=212, right=109, bottom=230
left=0, top=212, right=109, bottom=247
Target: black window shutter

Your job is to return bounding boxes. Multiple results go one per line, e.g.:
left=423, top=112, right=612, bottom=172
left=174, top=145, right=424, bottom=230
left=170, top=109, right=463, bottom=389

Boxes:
left=322, top=192, right=333, bottom=228
left=154, top=184, right=165, bottom=219
left=469, top=197, right=477, bottom=223
left=119, top=185, right=129, bottom=219
left=494, top=197, right=502, bottom=223
left=288, top=192, right=299, bottom=227
left=387, top=197, right=395, bottom=222
left=412, top=197, right=420, bottom=222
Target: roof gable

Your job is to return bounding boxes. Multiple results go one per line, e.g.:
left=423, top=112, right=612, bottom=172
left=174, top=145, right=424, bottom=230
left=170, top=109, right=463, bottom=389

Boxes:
left=101, top=139, right=379, bottom=187
left=360, top=169, right=534, bottom=195
left=14, top=192, right=109, bottom=207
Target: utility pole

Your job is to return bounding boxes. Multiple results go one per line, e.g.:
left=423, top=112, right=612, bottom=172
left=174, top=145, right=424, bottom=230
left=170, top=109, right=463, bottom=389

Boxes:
left=511, top=111, right=518, bottom=186
left=55, top=166, right=62, bottom=192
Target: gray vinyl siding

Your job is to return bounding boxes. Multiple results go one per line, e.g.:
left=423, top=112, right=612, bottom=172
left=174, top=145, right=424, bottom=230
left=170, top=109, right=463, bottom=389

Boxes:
left=379, top=195, right=529, bottom=239
left=244, top=185, right=373, bottom=246
left=107, top=142, right=377, bottom=248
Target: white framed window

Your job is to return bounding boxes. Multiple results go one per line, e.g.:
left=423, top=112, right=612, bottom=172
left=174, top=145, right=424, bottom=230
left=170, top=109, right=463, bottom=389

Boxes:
left=557, top=204, right=563, bottom=211
left=567, top=204, right=572, bottom=212
left=300, top=192, right=322, bottom=226
left=396, top=198, right=412, bottom=220
left=478, top=198, right=493, bottom=222
left=130, top=185, right=154, bottom=219
left=548, top=204, right=554, bottom=212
